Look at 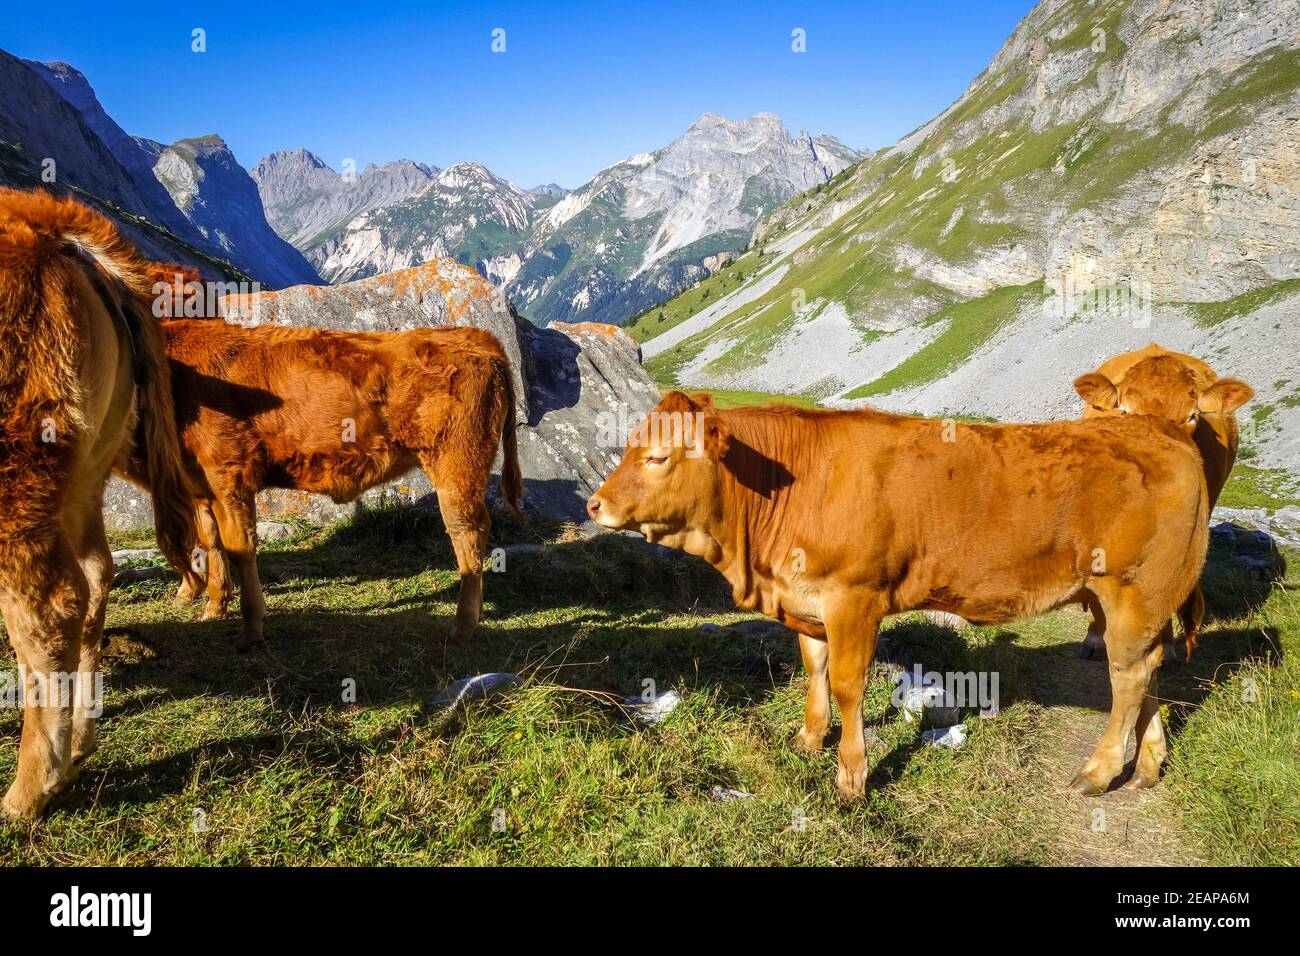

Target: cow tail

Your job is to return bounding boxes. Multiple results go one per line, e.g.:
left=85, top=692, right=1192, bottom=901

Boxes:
left=124, top=291, right=198, bottom=574
left=498, top=361, right=525, bottom=519
left=1178, top=584, right=1204, bottom=660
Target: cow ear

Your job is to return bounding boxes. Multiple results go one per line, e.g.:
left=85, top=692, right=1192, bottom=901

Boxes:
left=1073, top=372, right=1118, bottom=410
left=703, top=415, right=731, bottom=461
left=688, top=391, right=716, bottom=412
left=1198, top=378, right=1254, bottom=414
left=658, top=390, right=698, bottom=415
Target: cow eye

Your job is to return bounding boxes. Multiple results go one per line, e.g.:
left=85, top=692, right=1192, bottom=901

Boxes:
left=644, top=454, right=667, bottom=466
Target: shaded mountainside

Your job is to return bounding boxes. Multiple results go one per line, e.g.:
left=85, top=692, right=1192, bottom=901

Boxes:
left=263, top=113, right=861, bottom=327
left=0, top=50, right=319, bottom=288
left=144, top=134, right=321, bottom=288
left=0, top=51, right=249, bottom=282
left=639, top=0, right=1300, bottom=476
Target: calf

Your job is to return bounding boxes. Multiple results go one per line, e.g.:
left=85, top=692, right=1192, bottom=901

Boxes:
left=137, top=315, right=522, bottom=650
left=1073, top=343, right=1253, bottom=659
left=588, top=392, right=1208, bottom=800
left=0, top=190, right=195, bottom=818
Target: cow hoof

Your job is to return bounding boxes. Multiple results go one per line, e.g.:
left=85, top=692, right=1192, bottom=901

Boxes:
left=794, top=726, right=827, bottom=753
left=234, top=632, right=265, bottom=653
left=1122, top=771, right=1158, bottom=791
left=1068, top=773, right=1106, bottom=796
left=834, top=767, right=867, bottom=803
left=447, top=625, right=476, bottom=648
left=1, top=785, right=47, bottom=822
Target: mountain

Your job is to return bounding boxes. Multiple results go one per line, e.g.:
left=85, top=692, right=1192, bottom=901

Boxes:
left=262, top=113, right=861, bottom=325
left=0, top=51, right=250, bottom=280
left=0, top=50, right=319, bottom=289
left=22, top=60, right=205, bottom=246
left=308, top=161, right=535, bottom=283
left=638, top=0, right=1300, bottom=476
left=141, top=134, right=321, bottom=288
left=253, top=148, right=436, bottom=253
left=509, top=113, right=863, bottom=327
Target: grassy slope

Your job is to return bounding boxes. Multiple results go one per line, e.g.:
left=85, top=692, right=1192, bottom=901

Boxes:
left=845, top=282, right=1044, bottom=398
left=638, top=8, right=1300, bottom=407
left=1, top=504, right=1293, bottom=865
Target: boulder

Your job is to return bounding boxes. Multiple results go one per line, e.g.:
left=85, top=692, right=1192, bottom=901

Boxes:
left=103, top=259, right=661, bottom=530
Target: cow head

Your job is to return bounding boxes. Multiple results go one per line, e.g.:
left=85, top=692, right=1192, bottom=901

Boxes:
left=1074, top=351, right=1253, bottom=432
left=587, top=391, right=730, bottom=541
left=147, top=262, right=205, bottom=318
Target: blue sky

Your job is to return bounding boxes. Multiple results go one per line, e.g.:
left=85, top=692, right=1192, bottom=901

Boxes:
left=3, top=0, right=1035, bottom=188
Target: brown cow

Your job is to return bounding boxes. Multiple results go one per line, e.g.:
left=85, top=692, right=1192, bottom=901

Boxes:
left=587, top=392, right=1208, bottom=800
left=1073, top=343, right=1253, bottom=659
left=131, top=310, right=522, bottom=651
left=0, top=189, right=196, bottom=819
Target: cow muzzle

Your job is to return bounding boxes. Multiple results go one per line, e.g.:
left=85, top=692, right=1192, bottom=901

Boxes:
left=586, top=493, right=621, bottom=529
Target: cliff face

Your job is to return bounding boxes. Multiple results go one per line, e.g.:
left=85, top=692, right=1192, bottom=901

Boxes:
left=147, top=135, right=322, bottom=289
left=253, top=148, right=436, bottom=253
left=103, top=258, right=660, bottom=529
left=0, top=51, right=246, bottom=281
left=2, top=51, right=321, bottom=289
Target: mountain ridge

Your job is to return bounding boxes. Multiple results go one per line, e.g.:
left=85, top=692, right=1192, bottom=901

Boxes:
left=259, top=112, right=862, bottom=326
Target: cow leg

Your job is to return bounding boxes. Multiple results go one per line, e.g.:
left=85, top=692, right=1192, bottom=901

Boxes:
left=1177, top=585, right=1204, bottom=660
left=210, top=491, right=265, bottom=651
left=0, top=538, right=87, bottom=820
left=825, top=597, right=883, bottom=801
left=1078, top=592, right=1107, bottom=660
left=1123, top=639, right=1168, bottom=790
left=69, top=507, right=113, bottom=774
left=1069, top=592, right=1163, bottom=795
left=426, top=456, right=490, bottom=646
left=192, top=502, right=233, bottom=622
left=794, top=633, right=830, bottom=752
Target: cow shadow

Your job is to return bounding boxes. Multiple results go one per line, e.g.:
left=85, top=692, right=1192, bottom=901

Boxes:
left=518, top=322, right=582, bottom=424
left=58, top=546, right=771, bottom=811
left=170, top=365, right=283, bottom=425
left=855, top=538, right=1289, bottom=794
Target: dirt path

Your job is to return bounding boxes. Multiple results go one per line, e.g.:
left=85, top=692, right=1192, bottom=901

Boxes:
left=1028, top=647, right=1201, bottom=866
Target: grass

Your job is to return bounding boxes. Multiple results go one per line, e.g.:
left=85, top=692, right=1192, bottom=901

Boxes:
left=1217, top=463, right=1300, bottom=511
left=1, top=496, right=1295, bottom=865
left=845, top=282, right=1043, bottom=399
left=1185, top=277, right=1300, bottom=329
left=650, top=385, right=820, bottom=410
left=625, top=249, right=777, bottom=346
